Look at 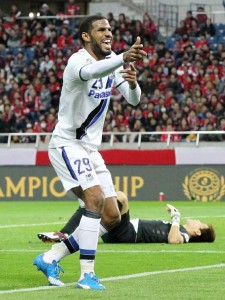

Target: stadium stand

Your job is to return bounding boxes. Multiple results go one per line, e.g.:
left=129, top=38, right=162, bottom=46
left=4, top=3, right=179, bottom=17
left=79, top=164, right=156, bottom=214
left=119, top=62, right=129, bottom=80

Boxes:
left=0, top=3, right=225, bottom=144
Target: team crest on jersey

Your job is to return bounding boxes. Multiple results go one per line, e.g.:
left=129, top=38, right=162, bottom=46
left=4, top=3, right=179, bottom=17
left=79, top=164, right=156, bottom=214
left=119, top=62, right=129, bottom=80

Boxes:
left=86, top=58, right=93, bottom=63
left=106, top=74, right=115, bottom=88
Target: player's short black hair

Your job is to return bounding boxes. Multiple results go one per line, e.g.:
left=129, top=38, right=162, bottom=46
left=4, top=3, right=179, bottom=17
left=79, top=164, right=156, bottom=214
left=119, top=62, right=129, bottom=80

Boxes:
left=79, top=15, right=107, bottom=45
left=189, top=224, right=216, bottom=243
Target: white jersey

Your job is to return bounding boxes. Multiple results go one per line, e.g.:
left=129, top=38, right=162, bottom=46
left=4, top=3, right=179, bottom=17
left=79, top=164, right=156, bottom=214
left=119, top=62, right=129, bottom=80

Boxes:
left=49, top=48, right=141, bottom=150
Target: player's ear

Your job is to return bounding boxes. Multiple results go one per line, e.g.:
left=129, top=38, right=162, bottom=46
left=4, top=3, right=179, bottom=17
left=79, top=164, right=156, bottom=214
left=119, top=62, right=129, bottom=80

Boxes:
left=81, top=32, right=90, bottom=43
left=195, top=229, right=201, bottom=236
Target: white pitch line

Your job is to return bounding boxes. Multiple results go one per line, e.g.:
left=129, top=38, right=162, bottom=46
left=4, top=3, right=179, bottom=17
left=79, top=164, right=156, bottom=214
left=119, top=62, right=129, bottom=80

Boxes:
left=0, top=263, right=225, bottom=295
left=185, top=215, right=225, bottom=219
left=0, top=222, right=66, bottom=229
left=1, top=249, right=225, bottom=254
left=101, top=263, right=225, bottom=282
left=100, top=250, right=225, bottom=254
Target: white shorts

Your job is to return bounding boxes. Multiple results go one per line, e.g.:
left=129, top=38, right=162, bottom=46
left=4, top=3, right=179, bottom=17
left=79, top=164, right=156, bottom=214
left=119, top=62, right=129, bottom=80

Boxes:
left=48, top=143, right=116, bottom=199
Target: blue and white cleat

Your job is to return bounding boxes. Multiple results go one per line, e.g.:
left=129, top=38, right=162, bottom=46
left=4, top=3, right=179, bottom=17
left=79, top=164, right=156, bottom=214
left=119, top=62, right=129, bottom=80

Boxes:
left=77, top=272, right=105, bottom=290
left=33, top=254, right=65, bottom=286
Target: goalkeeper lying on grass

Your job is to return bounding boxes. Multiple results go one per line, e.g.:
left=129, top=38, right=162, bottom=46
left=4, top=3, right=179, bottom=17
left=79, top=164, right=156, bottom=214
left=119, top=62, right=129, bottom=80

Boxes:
left=38, top=191, right=215, bottom=244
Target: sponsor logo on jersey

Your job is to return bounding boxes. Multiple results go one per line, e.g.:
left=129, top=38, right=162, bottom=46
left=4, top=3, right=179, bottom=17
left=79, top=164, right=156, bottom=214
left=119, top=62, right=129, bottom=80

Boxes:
left=86, top=173, right=94, bottom=182
left=183, top=168, right=225, bottom=202
left=88, top=89, right=111, bottom=99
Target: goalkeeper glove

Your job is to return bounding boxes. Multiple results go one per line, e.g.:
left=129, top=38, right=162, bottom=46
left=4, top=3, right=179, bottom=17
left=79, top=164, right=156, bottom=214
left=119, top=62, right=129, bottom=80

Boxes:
left=166, top=204, right=181, bottom=224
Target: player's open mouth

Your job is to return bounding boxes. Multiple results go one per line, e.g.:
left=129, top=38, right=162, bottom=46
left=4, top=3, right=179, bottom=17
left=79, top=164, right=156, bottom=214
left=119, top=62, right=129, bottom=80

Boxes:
left=103, top=40, right=111, bottom=49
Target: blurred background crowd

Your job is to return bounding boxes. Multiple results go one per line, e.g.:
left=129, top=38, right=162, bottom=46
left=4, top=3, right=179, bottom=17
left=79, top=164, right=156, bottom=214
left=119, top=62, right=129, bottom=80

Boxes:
left=0, top=1, right=225, bottom=143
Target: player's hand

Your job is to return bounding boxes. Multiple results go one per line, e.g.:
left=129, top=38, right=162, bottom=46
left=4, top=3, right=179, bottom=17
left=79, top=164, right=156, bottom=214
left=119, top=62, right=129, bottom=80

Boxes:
left=123, top=36, right=147, bottom=63
left=166, top=204, right=180, bottom=215
left=120, top=63, right=137, bottom=89
left=167, top=204, right=181, bottom=224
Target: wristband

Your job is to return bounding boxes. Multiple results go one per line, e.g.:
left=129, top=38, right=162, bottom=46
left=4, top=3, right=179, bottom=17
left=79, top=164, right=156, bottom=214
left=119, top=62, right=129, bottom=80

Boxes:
left=171, top=214, right=180, bottom=224
left=171, top=221, right=180, bottom=227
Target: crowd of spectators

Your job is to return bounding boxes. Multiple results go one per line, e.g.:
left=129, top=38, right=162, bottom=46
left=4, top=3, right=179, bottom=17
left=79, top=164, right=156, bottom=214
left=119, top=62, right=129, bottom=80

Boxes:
left=0, top=3, right=225, bottom=144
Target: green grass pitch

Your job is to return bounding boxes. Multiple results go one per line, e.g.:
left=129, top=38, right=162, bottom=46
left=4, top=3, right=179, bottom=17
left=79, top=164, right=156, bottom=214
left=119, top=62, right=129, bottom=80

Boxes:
left=1, top=200, right=225, bottom=300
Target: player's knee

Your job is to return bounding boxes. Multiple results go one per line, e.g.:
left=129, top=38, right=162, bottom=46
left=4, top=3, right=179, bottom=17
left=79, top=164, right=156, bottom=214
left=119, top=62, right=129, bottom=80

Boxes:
left=102, top=208, right=121, bottom=229
left=85, top=191, right=105, bottom=214
left=93, top=194, right=105, bottom=213
left=112, top=211, right=121, bottom=226
left=116, top=191, right=128, bottom=205
left=116, top=191, right=128, bottom=215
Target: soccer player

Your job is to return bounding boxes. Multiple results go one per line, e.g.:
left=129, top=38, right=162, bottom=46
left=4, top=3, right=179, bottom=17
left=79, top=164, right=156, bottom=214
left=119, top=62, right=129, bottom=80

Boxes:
left=38, top=191, right=216, bottom=244
left=33, top=15, right=147, bottom=290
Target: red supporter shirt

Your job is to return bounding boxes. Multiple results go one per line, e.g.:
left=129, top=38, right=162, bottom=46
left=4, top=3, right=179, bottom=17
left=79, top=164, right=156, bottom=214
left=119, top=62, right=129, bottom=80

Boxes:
left=33, top=122, right=42, bottom=133
left=111, top=39, right=126, bottom=53
left=67, top=4, right=80, bottom=15
left=148, top=58, right=158, bottom=71
left=142, top=20, right=157, bottom=35
left=181, top=77, right=194, bottom=90
left=195, top=39, right=208, bottom=49
left=143, top=45, right=155, bottom=55
left=57, top=35, right=73, bottom=48
left=160, top=126, right=181, bottom=142
left=13, top=106, right=24, bottom=118
left=48, top=82, right=61, bottom=93
left=187, top=115, right=200, bottom=128
left=31, top=35, right=46, bottom=46
left=24, top=95, right=41, bottom=112
left=46, top=121, right=56, bottom=132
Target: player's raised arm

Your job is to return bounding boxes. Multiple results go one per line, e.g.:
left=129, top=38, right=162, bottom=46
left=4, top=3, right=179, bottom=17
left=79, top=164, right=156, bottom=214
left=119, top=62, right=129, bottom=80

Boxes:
left=80, top=37, right=147, bottom=80
left=167, top=204, right=184, bottom=244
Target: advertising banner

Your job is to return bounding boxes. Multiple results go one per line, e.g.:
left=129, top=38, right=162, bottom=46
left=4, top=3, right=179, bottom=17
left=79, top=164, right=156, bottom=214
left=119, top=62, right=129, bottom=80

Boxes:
left=0, top=166, right=225, bottom=202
